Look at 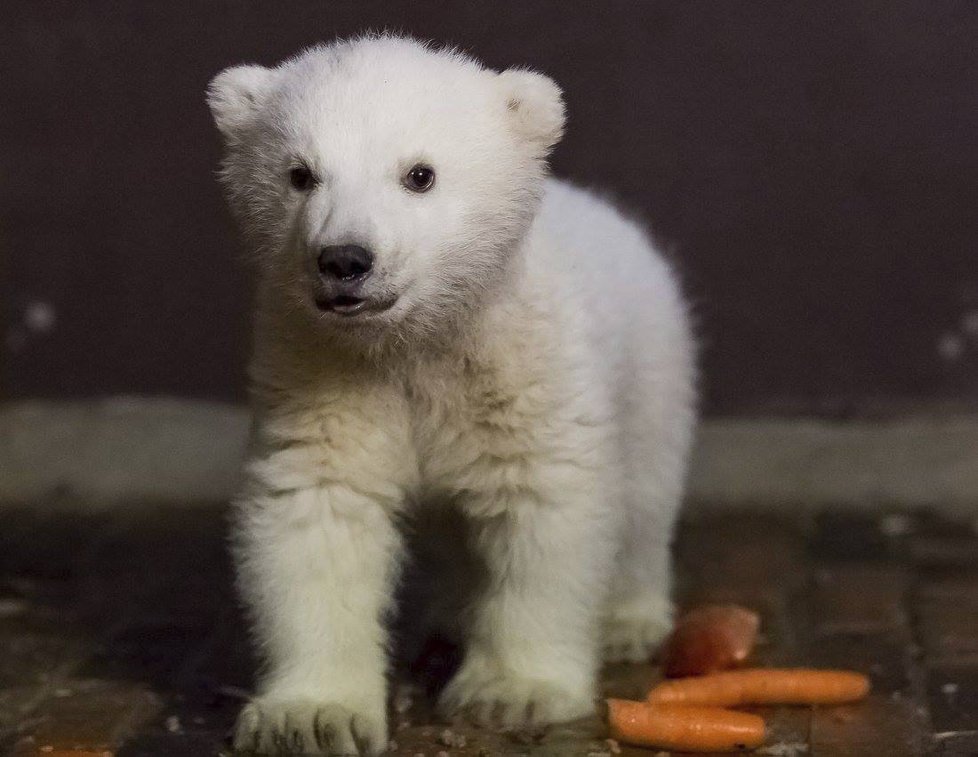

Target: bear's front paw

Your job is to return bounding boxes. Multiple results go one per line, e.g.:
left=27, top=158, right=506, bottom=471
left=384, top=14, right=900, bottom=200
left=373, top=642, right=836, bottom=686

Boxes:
left=438, top=659, right=595, bottom=730
left=602, top=593, right=675, bottom=663
left=233, top=698, right=386, bottom=756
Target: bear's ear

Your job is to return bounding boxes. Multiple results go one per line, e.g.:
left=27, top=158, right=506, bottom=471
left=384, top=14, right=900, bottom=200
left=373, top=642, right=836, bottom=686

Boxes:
left=497, top=68, right=566, bottom=153
left=206, top=64, right=277, bottom=139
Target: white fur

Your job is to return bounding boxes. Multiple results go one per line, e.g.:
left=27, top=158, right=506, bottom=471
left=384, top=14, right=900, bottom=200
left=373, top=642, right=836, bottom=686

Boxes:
left=208, top=34, right=696, bottom=756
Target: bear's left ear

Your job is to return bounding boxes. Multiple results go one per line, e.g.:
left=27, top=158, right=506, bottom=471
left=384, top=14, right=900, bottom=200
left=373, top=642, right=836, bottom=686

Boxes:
left=206, top=64, right=278, bottom=140
left=497, top=68, right=565, bottom=153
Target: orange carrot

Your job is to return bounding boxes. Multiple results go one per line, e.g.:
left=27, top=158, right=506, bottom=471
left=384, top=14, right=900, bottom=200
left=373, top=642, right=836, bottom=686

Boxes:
left=648, top=668, right=870, bottom=706
left=607, top=698, right=765, bottom=752
left=663, top=604, right=760, bottom=677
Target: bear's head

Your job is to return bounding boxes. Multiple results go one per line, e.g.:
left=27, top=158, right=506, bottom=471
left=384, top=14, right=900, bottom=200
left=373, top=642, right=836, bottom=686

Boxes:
left=208, top=35, right=564, bottom=343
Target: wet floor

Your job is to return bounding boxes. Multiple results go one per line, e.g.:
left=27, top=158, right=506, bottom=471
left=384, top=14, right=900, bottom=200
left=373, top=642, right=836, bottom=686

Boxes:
left=0, top=505, right=975, bottom=756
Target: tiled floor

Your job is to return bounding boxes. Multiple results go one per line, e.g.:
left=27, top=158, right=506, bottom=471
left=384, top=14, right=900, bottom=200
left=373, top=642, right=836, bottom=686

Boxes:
left=0, top=505, right=975, bottom=756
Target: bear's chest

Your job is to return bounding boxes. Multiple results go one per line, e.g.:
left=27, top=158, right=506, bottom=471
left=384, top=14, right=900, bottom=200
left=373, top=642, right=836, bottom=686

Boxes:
left=403, top=354, right=549, bottom=500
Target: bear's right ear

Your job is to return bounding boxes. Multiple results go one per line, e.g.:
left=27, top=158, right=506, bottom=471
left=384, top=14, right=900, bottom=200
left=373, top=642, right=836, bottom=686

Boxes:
left=497, top=68, right=566, bottom=154
left=206, top=64, right=276, bottom=139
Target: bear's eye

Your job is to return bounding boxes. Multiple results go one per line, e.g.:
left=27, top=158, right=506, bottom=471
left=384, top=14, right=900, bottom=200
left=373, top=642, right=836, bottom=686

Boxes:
left=288, top=166, right=316, bottom=192
left=404, top=164, right=435, bottom=193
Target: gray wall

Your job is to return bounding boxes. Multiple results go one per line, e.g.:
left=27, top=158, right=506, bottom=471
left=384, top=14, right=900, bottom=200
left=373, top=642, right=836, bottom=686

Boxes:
left=3, top=0, right=977, bottom=415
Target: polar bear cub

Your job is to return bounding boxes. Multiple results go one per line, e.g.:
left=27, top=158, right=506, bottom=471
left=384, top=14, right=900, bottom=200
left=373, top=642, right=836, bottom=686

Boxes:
left=207, top=34, right=696, bottom=756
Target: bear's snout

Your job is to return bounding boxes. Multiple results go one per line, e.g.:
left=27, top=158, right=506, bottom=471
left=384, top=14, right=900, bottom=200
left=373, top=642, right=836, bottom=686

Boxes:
left=314, top=243, right=397, bottom=317
left=318, top=244, right=374, bottom=283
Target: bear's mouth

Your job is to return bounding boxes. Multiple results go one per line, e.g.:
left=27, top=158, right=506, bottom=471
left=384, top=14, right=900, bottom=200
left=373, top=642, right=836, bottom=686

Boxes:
left=315, top=294, right=396, bottom=317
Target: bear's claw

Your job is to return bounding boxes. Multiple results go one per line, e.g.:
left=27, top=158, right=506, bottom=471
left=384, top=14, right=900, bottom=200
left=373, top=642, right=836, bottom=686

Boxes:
left=233, top=699, right=384, bottom=756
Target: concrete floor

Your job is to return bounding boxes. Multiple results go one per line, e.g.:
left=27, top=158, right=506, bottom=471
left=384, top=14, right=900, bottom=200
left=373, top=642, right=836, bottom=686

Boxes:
left=0, top=505, right=976, bottom=756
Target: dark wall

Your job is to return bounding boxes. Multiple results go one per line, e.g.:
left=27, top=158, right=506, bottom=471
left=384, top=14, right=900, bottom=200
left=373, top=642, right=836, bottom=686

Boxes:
left=3, top=0, right=977, bottom=415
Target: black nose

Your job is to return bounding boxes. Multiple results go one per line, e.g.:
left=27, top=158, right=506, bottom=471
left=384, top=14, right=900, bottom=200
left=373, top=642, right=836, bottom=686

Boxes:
left=318, top=245, right=373, bottom=281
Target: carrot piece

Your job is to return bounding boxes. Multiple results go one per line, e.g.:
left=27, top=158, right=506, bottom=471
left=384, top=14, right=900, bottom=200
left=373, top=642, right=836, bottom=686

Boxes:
left=648, top=668, right=871, bottom=706
left=606, top=698, right=765, bottom=752
left=663, top=604, right=761, bottom=677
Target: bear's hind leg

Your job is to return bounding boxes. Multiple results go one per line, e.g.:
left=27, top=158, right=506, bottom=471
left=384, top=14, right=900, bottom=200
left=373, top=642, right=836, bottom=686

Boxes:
left=602, top=367, right=695, bottom=664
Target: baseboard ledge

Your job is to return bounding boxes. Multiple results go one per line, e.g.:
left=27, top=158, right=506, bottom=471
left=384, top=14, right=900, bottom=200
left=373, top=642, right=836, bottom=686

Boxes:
left=3, top=399, right=977, bottom=516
